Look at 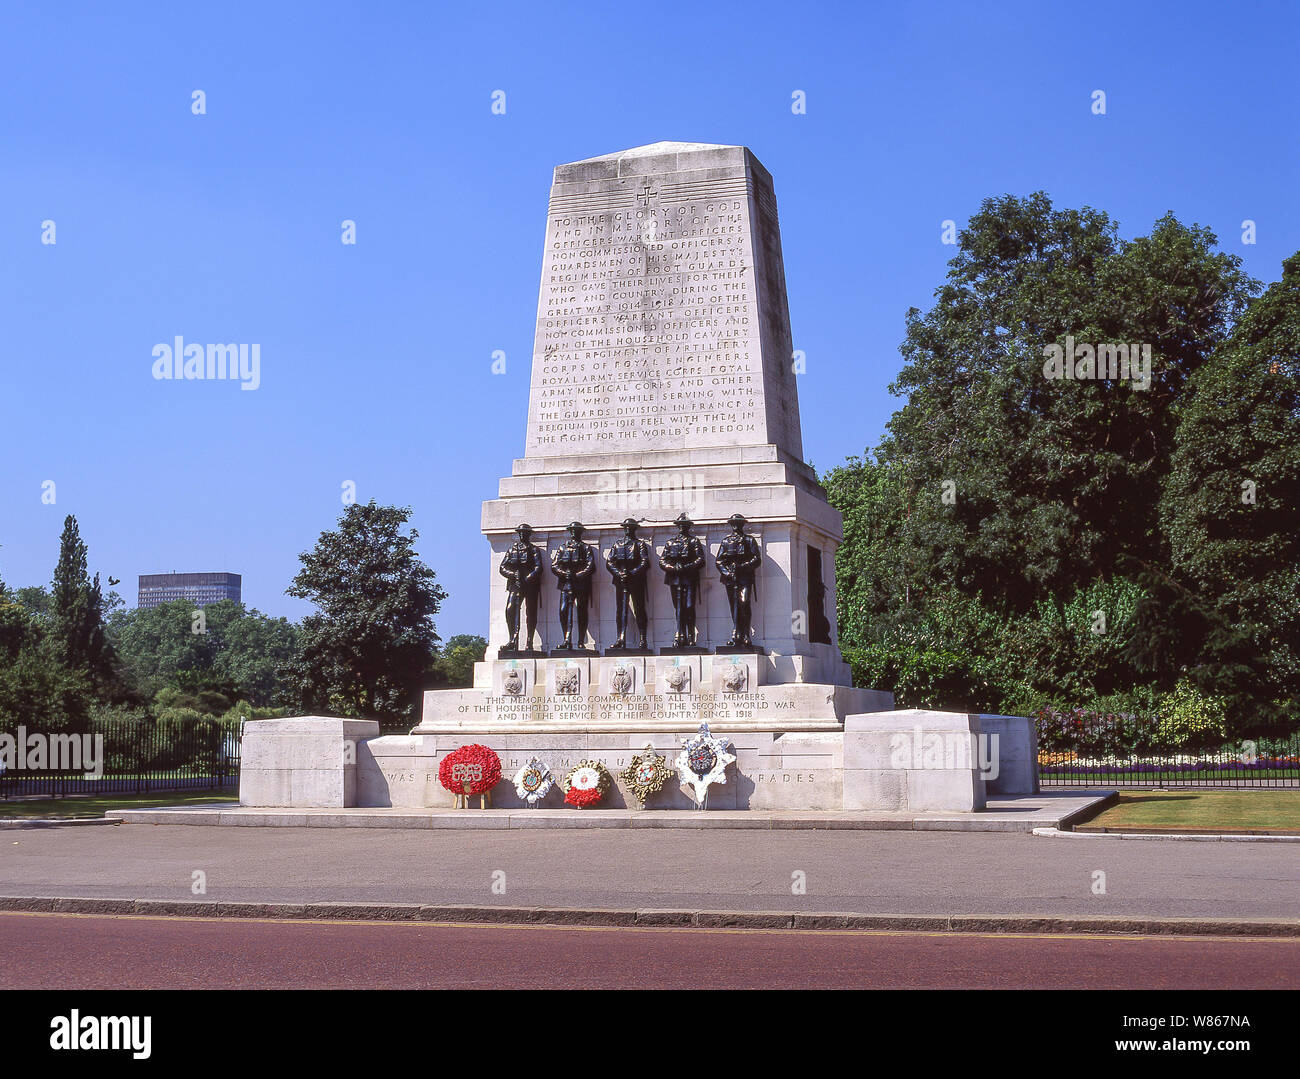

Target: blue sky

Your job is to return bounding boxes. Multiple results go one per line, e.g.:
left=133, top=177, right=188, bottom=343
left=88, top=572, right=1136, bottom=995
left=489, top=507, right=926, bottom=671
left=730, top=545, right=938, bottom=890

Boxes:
left=2, top=0, right=1297, bottom=638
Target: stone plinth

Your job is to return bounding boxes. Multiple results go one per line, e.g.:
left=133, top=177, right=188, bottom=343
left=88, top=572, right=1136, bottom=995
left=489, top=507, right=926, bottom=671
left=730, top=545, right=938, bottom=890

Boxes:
left=842, top=710, right=991, bottom=813
left=415, top=665, right=893, bottom=734
left=358, top=730, right=845, bottom=811
left=240, top=717, right=379, bottom=808
left=237, top=709, right=1038, bottom=813
left=484, top=142, right=847, bottom=673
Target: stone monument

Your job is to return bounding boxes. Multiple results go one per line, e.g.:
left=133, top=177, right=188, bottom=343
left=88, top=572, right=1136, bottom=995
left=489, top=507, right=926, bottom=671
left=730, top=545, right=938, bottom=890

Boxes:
left=240, top=142, right=1038, bottom=813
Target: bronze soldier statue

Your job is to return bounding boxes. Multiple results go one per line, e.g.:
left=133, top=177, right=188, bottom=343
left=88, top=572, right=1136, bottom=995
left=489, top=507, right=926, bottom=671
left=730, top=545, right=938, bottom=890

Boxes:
left=499, top=522, right=543, bottom=654
left=716, top=513, right=762, bottom=648
left=658, top=513, right=705, bottom=648
left=550, top=520, right=596, bottom=650
left=605, top=517, right=650, bottom=650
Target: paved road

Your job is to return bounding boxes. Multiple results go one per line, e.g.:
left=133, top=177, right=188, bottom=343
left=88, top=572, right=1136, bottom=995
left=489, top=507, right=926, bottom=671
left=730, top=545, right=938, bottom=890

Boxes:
left=2, top=912, right=1296, bottom=989
left=2, top=825, right=1297, bottom=919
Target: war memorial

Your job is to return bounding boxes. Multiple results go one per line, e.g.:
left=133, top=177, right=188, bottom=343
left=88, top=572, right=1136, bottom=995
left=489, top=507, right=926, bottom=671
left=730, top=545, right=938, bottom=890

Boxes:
left=240, top=142, right=1039, bottom=815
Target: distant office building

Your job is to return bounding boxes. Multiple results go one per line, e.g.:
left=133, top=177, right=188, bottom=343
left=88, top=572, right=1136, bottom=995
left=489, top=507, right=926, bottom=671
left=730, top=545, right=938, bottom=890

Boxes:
left=137, top=572, right=242, bottom=610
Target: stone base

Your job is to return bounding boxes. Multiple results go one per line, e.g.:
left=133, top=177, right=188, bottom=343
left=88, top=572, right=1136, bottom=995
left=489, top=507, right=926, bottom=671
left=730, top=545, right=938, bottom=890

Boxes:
left=239, top=716, right=379, bottom=808
left=419, top=660, right=895, bottom=732
left=359, top=729, right=846, bottom=811
left=238, top=709, right=1038, bottom=815
left=117, top=791, right=1109, bottom=833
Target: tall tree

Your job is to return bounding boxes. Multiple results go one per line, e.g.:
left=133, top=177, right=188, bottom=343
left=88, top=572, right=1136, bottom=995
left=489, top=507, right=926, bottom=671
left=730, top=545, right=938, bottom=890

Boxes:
left=284, top=502, right=447, bottom=722
left=49, top=515, right=114, bottom=690
left=1158, top=251, right=1300, bottom=730
left=883, top=195, right=1256, bottom=614
left=215, top=609, right=300, bottom=706
left=0, top=557, right=89, bottom=733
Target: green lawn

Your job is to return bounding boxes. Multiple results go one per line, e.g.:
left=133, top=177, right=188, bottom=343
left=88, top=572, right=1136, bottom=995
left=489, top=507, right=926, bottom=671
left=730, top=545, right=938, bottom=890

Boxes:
left=0, top=791, right=238, bottom=819
left=1080, top=790, right=1300, bottom=833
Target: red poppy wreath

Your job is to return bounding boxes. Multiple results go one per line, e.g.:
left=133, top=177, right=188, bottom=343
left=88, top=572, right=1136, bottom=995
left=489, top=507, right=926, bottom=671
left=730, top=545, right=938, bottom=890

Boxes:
left=438, top=744, right=502, bottom=796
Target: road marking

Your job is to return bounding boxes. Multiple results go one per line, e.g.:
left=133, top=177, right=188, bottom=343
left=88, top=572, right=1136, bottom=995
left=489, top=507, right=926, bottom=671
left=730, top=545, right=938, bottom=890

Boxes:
left=0, top=910, right=1295, bottom=944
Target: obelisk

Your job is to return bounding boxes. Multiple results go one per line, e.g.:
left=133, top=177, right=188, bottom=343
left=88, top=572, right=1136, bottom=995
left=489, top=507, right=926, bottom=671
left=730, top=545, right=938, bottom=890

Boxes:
left=524, top=142, right=802, bottom=459
left=481, top=142, right=852, bottom=683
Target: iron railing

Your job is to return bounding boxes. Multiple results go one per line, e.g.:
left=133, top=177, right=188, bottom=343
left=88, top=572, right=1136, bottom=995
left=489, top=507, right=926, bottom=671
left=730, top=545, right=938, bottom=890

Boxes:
left=1035, top=709, right=1300, bottom=788
left=0, top=718, right=241, bottom=799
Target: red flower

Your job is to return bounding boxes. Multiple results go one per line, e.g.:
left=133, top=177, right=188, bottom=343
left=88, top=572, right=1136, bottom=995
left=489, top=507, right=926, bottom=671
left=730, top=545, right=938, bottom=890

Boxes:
left=438, top=744, right=502, bottom=796
left=564, top=785, right=604, bottom=808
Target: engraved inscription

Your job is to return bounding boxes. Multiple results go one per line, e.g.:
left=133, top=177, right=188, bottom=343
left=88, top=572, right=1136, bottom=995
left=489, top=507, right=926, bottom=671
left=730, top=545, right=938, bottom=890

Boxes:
left=526, top=169, right=766, bottom=454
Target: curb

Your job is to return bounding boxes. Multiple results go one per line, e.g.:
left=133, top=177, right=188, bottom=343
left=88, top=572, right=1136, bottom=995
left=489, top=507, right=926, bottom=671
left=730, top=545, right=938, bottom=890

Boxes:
left=1033, top=826, right=1300, bottom=843
left=102, top=792, right=1119, bottom=834
left=1056, top=790, right=1119, bottom=830
left=0, top=818, right=123, bottom=829
left=0, top=896, right=1296, bottom=937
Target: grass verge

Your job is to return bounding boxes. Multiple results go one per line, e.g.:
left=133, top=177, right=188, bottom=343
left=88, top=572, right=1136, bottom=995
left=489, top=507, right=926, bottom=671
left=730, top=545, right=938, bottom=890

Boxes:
left=0, top=791, right=238, bottom=820
left=1079, top=790, right=1300, bottom=833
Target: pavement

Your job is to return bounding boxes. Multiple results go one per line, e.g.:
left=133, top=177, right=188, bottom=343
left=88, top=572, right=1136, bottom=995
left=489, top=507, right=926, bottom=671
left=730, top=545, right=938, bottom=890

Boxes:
left=3, top=911, right=1297, bottom=989
left=101, top=790, right=1111, bottom=832
left=3, top=822, right=1297, bottom=922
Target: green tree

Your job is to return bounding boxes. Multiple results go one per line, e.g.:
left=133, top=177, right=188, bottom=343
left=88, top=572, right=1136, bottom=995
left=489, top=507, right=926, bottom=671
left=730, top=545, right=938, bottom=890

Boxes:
left=821, top=453, right=911, bottom=649
left=215, top=610, right=300, bottom=706
left=0, top=589, right=89, bottom=734
left=827, top=195, right=1265, bottom=720
left=884, top=195, right=1255, bottom=615
left=1158, top=251, right=1300, bottom=732
left=108, top=599, right=221, bottom=700
left=433, top=634, right=488, bottom=688
left=284, top=502, right=447, bottom=723
left=13, top=585, right=52, bottom=621
left=49, top=515, right=114, bottom=690
left=109, top=599, right=298, bottom=707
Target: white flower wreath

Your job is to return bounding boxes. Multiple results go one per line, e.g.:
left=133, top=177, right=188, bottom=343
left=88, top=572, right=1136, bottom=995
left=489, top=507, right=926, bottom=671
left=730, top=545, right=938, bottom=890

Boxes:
left=512, top=757, right=555, bottom=807
left=675, top=723, right=736, bottom=809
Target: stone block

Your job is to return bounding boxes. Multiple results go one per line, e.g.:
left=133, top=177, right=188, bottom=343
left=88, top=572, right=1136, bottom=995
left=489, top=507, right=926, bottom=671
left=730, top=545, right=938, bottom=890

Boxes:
left=977, top=714, right=1040, bottom=795
left=239, top=717, right=378, bottom=808
left=842, top=769, right=907, bottom=812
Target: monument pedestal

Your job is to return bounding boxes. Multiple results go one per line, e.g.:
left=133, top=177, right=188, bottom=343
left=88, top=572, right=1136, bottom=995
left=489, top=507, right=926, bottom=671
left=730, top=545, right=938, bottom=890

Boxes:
left=236, top=142, right=1040, bottom=816
left=239, top=710, right=1037, bottom=813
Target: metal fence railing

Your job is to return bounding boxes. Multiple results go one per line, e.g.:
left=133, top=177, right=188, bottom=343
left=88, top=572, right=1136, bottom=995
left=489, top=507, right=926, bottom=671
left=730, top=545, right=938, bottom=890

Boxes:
left=1035, top=709, right=1300, bottom=788
left=0, top=718, right=241, bottom=800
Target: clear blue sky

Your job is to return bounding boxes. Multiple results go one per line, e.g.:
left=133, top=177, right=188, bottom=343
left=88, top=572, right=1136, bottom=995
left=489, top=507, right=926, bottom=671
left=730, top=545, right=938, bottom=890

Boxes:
left=2, top=1, right=1297, bottom=638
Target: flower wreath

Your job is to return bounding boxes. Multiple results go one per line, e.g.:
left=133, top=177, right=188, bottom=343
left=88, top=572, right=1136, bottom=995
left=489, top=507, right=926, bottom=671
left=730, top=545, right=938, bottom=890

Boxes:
left=675, top=724, right=736, bottom=809
left=438, top=743, right=502, bottom=796
left=618, top=744, right=675, bottom=808
left=562, top=760, right=612, bottom=808
left=513, top=757, right=556, bottom=807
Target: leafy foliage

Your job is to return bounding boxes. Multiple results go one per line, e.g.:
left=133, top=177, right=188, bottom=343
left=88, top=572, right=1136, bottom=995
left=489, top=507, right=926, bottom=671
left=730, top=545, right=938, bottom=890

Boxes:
left=433, top=634, right=488, bottom=688
left=283, top=502, right=447, bottom=723
left=109, top=599, right=299, bottom=707
left=828, top=196, right=1295, bottom=740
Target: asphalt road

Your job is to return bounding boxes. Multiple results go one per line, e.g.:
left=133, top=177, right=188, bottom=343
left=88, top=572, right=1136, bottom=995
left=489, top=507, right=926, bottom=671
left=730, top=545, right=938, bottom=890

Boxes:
left=2, top=912, right=1297, bottom=989
left=2, top=825, right=1298, bottom=919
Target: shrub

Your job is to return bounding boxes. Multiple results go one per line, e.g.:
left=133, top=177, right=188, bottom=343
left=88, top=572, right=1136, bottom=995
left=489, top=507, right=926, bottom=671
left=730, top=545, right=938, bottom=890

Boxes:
left=154, top=707, right=221, bottom=772
left=1156, top=679, right=1229, bottom=749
